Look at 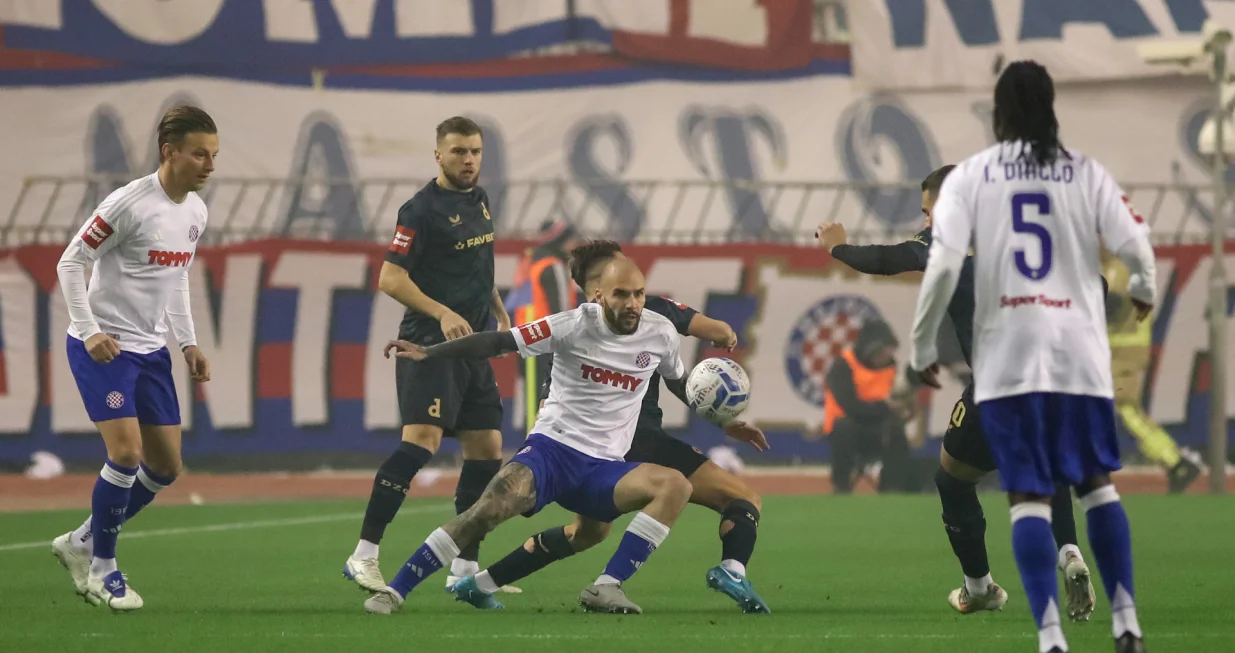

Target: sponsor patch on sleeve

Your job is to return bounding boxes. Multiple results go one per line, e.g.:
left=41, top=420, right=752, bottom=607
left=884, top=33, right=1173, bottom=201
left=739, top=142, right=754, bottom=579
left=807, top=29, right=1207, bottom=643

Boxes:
left=389, top=225, right=415, bottom=254
left=518, top=319, right=552, bottom=345
left=81, top=215, right=114, bottom=249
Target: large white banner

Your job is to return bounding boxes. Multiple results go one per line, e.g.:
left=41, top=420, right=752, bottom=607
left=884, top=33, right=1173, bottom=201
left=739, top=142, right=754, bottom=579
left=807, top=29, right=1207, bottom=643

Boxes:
left=850, top=0, right=1235, bottom=91
left=0, top=72, right=1227, bottom=243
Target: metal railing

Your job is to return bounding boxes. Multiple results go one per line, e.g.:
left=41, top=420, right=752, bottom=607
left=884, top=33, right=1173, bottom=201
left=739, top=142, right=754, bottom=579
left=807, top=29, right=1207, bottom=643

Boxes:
left=4, top=174, right=1229, bottom=246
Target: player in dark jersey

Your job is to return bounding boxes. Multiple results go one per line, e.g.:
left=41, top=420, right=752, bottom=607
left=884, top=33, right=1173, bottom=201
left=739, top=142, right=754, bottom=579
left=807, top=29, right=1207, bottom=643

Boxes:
left=815, top=165, right=1098, bottom=621
left=446, top=240, right=772, bottom=614
left=343, top=117, right=516, bottom=594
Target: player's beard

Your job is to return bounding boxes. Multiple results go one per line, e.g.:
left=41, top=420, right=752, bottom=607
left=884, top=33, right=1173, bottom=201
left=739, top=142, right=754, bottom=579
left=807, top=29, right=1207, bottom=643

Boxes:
left=443, top=167, right=477, bottom=190
left=602, top=299, right=641, bottom=335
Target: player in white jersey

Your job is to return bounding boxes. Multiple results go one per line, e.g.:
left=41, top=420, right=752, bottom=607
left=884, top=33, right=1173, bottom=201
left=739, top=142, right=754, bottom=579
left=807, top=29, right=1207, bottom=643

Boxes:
left=364, top=258, right=694, bottom=615
left=50, top=106, right=217, bottom=612
left=909, top=62, right=1154, bottom=653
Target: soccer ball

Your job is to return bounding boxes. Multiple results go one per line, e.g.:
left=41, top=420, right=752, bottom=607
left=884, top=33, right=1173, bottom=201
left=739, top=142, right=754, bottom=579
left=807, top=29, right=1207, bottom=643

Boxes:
left=685, top=357, right=751, bottom=426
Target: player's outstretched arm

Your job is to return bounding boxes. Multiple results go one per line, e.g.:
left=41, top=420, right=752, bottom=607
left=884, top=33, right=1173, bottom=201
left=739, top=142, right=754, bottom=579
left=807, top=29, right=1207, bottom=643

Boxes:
left=686, top=314, right=737, bottom=350
left=816, top=222, right=930, bottom=276
left=385, top=330, right=518, bottom=361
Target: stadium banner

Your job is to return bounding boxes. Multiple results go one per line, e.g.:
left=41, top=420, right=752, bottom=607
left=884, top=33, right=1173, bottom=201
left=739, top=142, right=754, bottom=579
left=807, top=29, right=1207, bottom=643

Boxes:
left=0, top=0, right=815, bottom=71
left=0, top=239, right=1230, bottom=466
left=849, top=0, right=1235, bottom=91
left=0, top=73, right=1228, bottom=244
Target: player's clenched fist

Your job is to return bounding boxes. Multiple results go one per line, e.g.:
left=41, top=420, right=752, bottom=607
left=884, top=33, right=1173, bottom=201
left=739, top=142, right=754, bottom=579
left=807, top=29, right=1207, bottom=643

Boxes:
left=183, top=345, right=211, bottom=382
left=385, top=339, right=428, bottom=361
left=814, top=222, right=847, bottom=253
left=84, top=333, right=121, bottom=363
left=439, top=310, right=473, bottom=341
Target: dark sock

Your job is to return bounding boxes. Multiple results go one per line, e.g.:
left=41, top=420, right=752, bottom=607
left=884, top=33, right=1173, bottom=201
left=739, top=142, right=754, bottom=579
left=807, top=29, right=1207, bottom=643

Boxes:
left=719, top=500, right=760, bottom=567
left=359, top=442, right=433, bottom=544
left=1049, top=481, right=1079, bottom=549
left=935, top=467, right=990, bottom=579
left=454, top=459, right=501, bottom=562
left=487, top=526, right=575, bottom=587
left=124, top=463, right=176, bottom=523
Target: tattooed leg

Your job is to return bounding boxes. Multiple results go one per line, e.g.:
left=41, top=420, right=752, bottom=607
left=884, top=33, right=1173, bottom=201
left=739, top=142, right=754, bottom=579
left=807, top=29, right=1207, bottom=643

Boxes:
left=366, top=463, right=540, bottom=611
left=442, top=462, right=538, bottom=550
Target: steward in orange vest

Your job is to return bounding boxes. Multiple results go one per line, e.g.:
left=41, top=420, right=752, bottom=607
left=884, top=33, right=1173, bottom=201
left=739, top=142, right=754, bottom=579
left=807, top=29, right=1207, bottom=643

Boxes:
left=822, top=320, right=910, bottom=494
left=507, top=220, right=579, bottom=428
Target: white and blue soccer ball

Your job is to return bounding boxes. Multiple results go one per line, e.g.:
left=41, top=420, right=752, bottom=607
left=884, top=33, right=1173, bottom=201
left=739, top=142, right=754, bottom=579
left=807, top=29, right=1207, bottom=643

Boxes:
left=685, top=357, right=751, bottom=426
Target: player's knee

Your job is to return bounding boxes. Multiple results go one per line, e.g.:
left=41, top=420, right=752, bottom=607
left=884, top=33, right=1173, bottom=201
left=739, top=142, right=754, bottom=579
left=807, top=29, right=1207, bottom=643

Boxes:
left=658, top=470, right=693, bottom=508
left=458, top=430, right=502, bottom=459
left=567, top=521, right=610, bottom=552
left=400, top=424, right=443, bottom=452
left=102, top=439, right=143, bottom=468
left=144, top=458, right=182, bottom=480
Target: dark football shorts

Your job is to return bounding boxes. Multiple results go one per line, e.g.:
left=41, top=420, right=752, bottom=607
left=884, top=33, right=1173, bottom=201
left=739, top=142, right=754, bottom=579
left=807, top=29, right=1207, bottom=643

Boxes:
left=624, top=424, right=710, bottom=477
left=395, top=356, right=502, bottom=433
left=942, top=383, right=997, bottom=473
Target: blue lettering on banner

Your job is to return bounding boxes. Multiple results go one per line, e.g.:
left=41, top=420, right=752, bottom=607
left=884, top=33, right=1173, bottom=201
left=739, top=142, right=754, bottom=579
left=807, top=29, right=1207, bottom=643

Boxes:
left=1, top=0, right=611, bottom=68
left=280, top=111, right=366, bottom=240
left=837, top=95, right=939, bottom=228
left=568, top=115, right=644, bottom=241
left=884, top=0, right=1215, bottom=48
left=886, top=0, right=999, bottom=48
left=1018, top=0, right=1156, bottom=40
left=679, top=107, right=787, bottom=239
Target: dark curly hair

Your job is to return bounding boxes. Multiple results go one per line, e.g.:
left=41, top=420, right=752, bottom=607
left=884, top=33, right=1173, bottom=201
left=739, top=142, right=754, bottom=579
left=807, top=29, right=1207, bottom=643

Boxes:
left=568, top=240, right=623, bottom=291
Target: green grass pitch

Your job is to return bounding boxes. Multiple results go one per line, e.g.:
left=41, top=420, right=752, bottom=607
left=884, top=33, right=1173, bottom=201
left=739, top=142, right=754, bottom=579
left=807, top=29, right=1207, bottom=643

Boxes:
left=1, top=494, right=1231, bottom=652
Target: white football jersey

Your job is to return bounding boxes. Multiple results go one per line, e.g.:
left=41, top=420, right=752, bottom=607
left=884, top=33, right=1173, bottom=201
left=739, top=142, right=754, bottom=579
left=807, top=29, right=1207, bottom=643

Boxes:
left=927, top=142, right=1155, bottom=403
left=58, top=173, right=207, bottom=354
left=513, top=303, right=685, bottom=461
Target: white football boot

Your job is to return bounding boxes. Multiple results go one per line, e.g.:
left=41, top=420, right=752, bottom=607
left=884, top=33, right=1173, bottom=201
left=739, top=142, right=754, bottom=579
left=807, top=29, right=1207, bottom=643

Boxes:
left=51, top=531, right=90, bottom=598
left=343, top=555, right=386, bottom=592
left=85, top=569, right=143, bottom=612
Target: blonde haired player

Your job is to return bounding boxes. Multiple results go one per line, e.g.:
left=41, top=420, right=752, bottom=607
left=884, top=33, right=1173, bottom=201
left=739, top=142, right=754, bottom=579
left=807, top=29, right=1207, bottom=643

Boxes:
left=1103, top=253, right=1201, bottom=493
left=51, top=106, right=216, bottom=611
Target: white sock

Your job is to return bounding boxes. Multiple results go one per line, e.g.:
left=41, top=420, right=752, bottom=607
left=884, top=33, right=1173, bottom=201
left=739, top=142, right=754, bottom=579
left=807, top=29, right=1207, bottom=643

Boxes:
left=424, top=528, right=461, bottom=565
left=353, top=539, right=378, bottom=559
left=474, top=570, right=499, bottom=594
left=451, top=558, right=479, bottom=578
left=720, top=559, right=746, bottom=577
left=594, top=574, right=621, bottom=586
left=1111, top=585, right=1143, bottom=638
left=1038, top=598, right=1068, bottom=653
left=90, top=556, right=118, bottom=577
left=965, top=573, right=994, bottom=596
left=1057, top=544, right=1082, bottom=571
left=72, top=517, right=93, bottom=553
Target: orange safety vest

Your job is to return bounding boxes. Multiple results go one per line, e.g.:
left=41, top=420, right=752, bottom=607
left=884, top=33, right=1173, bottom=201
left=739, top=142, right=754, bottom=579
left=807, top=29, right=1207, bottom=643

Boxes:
left=822, top=349, right=896, bottom=435
left=515, top=256, right=576, bottom=325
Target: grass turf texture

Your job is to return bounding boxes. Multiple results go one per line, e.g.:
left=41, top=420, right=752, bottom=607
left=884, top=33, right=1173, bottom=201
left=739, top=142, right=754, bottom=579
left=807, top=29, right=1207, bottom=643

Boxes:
left=1, top=494, right=1230, bottom=653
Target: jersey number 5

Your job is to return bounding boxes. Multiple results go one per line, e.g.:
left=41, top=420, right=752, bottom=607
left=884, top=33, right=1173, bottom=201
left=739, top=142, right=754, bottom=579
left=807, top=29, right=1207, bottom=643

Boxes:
left=1011, top=192, right=1052, bottom=280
